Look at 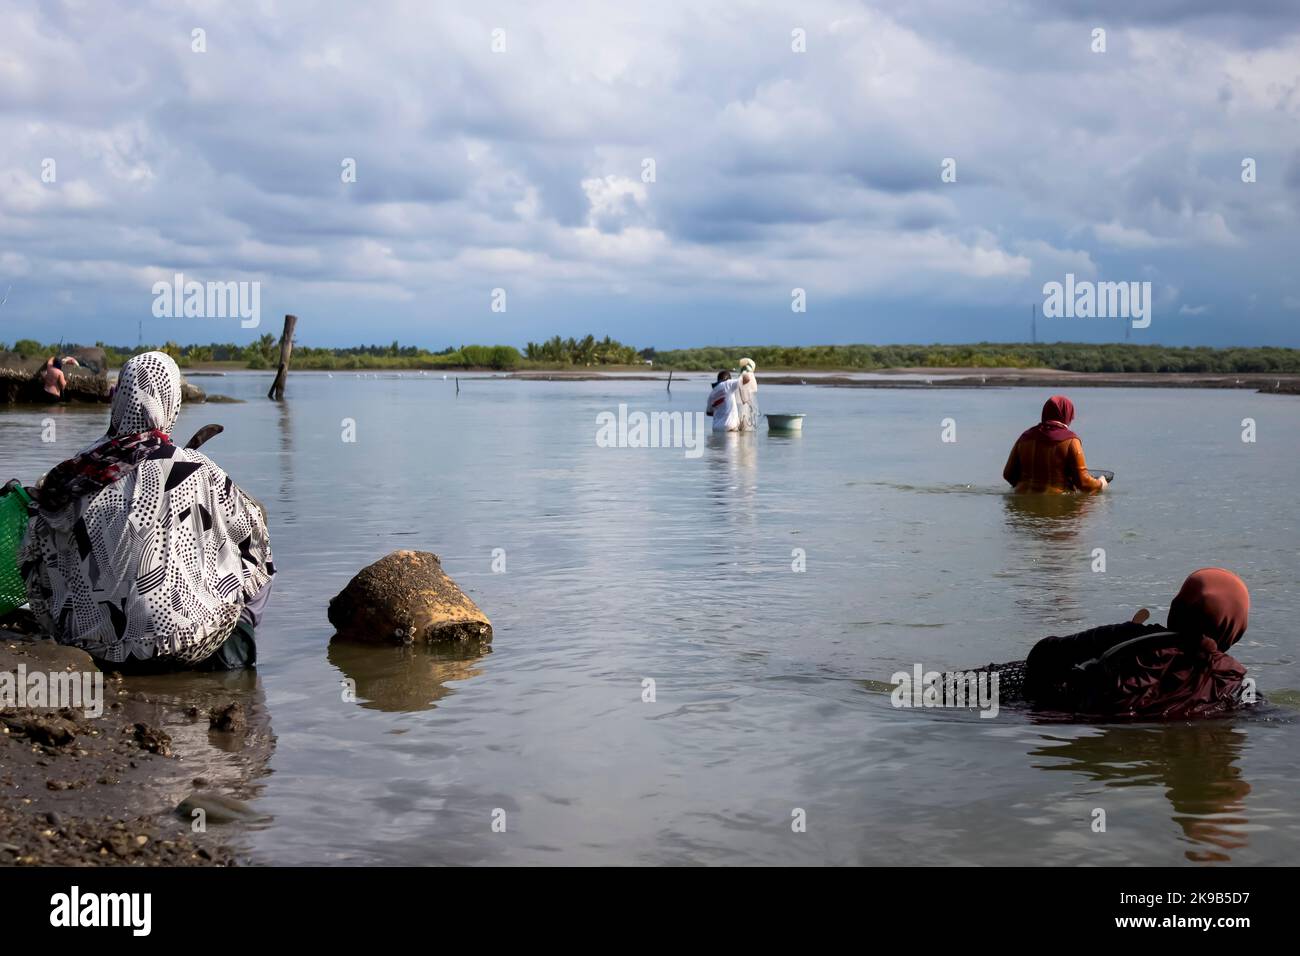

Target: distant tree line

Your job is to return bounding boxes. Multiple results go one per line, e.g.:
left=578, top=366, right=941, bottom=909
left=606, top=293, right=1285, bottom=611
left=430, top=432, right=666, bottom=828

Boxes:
left=1, top=338, right=523, bottom=371
left=524, top=335, right=641, bottom=365
left=5, top=337, right=1300, bottom=374
left=647, top=343, right=1300, bottom=374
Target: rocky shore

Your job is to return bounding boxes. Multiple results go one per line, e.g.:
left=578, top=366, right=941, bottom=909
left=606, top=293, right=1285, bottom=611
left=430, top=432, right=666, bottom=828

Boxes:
left=1, top=549, right=490, bottom=867
left=0, top=347, right=108, bottom=400
left=0, top=349, right=235, bottom=405
left=1, top=615, right=266, bottom=867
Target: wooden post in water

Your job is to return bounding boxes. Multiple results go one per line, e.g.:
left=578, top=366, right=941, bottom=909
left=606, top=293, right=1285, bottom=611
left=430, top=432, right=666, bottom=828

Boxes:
left=267, top=314, right=297, bottom=400
left=667, top=369, right=673, bottom=393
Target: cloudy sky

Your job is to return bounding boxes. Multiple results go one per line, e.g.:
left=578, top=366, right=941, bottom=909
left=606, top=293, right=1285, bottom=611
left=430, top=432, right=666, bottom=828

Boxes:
left=2, top=0, right=1299, bottom=349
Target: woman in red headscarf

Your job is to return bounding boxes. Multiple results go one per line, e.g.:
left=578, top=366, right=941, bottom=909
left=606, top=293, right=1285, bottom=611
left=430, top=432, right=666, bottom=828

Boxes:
left=1003, top=395, right=1106, bottom=494
left=1023, top=569, right=1252, bottom=719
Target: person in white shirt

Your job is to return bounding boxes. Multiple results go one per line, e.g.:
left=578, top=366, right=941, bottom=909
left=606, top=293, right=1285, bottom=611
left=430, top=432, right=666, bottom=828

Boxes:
left=704, top=369, right=754, bottom=433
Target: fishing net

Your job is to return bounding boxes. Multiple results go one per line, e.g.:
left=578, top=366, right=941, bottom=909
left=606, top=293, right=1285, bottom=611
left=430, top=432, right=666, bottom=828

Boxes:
left=964, top=658, right=1262, bottom=713
left=969, top=659, right=1028, bottom=703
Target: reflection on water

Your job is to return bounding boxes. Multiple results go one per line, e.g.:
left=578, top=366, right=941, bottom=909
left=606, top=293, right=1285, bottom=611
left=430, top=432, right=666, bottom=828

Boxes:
left=1001, top=489, right=1101, bottom=535
left=275, top=394, right=296, bottom=523
left=1031, top=722, right=1252, bottom=862
left=114, top=668, right=276, bottom=838
left=1000, top=493, right=1104, bottom=621
left=765, top=431, right=803, bottom=445
left=327, top=639, right=490, bottom=712
left=705, top=431, right=760, bottom=541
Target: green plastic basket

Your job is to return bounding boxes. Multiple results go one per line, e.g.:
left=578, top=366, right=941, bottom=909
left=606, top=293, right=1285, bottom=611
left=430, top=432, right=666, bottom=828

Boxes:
left=0, top=480, right=34, bottom=615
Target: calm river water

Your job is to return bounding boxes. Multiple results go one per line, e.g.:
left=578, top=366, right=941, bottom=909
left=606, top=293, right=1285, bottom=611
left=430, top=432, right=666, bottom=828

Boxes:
left=3, top=373, right=1297, bottom=865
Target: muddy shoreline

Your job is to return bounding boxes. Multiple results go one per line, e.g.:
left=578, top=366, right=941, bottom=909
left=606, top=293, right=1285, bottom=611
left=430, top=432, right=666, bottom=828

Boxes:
left=8, top=360, right=1297, bottom=394
left=1, top=622, right=265, bottom=867
left=759, top=370, right=1300, bottom=393
left=507, top=368, right=1300, bottom=393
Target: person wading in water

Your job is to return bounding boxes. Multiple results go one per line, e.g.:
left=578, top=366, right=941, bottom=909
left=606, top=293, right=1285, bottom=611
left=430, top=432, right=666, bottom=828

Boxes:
left=38, top=355, right=78, bottom=402
left=705, top=367, right=755, bottom=433
left=1003, top=394, right=1107, bottom=494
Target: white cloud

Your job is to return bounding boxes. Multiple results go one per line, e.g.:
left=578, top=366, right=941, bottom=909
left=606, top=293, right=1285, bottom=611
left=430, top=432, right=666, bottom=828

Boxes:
left=0, top=0, right=1296, bottom=346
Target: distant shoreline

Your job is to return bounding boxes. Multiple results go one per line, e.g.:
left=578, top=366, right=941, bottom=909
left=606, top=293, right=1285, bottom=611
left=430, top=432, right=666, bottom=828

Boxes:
left=7, top=360, right=1296, bottom=398
left=201, top=365, right=1296, bottom=393
left=14, top=341, right=1300, bottom=380
left=506, top=367, right=1300, bottom=394
left=761, top=369, right=1300, bottom=394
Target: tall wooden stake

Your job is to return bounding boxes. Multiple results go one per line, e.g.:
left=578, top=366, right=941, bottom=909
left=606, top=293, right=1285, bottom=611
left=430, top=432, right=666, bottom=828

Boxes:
left=267, top=314, right=297, bottom=400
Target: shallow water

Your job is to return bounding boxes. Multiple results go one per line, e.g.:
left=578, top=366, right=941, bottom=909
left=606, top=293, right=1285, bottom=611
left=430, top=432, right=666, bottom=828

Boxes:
left=4, top=374, right=1298, bottom=865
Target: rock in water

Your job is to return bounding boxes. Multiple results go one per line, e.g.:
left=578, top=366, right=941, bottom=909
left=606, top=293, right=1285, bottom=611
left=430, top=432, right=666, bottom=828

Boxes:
left=179, top=379, right=207, bottom=403
left=328, top=550, right=492, bottom=645
left=0, top=364, right=112, bottom=404
left=208, top=701, right=246, bottom=733
left=176, top=791, right=264, bottom=825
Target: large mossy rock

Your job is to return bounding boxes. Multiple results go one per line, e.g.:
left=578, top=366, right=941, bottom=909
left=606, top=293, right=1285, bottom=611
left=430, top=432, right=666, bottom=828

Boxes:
left=328, top=550, right=492, bottom=645
left=0, top=352, right=206, bottom=404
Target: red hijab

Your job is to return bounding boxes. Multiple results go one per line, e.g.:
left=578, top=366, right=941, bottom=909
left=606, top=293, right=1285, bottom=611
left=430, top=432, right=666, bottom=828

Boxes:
left=1169, top=569, right=1250, bottom=653
left=1018, top=395, right=1080, bottom=444
left=1106, top=570, right=1250, bottom=718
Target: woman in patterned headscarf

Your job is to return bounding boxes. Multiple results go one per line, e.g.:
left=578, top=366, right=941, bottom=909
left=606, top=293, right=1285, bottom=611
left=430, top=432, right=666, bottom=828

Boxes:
left=20, top=351, right=274, bottom=670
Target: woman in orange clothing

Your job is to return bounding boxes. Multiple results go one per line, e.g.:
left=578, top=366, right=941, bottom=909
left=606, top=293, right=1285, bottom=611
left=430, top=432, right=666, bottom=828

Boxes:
left=1002, top=395, right=1107, bottom=494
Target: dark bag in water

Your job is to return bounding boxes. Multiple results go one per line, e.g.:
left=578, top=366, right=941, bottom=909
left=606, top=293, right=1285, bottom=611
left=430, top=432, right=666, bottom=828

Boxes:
left=969, top=630, right=1181, bottom=708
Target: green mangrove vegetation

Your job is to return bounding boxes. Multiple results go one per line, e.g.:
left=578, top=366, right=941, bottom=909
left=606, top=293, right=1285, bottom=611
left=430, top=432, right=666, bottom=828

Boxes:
left=5, top=337, right=1300, bottom=374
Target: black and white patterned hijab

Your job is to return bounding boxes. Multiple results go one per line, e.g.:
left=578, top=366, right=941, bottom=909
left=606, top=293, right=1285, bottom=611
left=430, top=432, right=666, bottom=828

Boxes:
left=21, top=349, right=275, bottom=665
left=109, top=351, right=182, bottom=437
